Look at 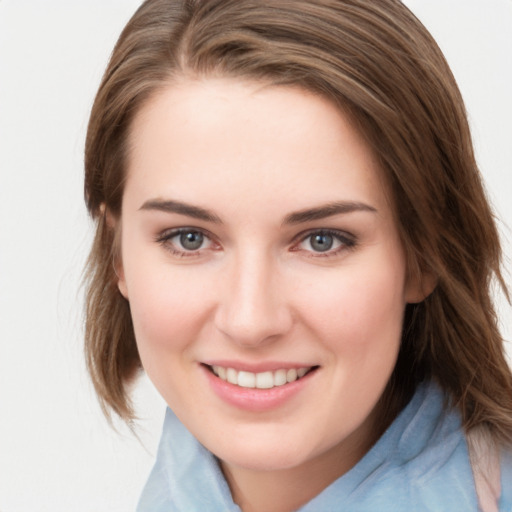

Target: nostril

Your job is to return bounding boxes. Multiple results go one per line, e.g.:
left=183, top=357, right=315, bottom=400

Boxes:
left=214, top=302, right=294, bottom=347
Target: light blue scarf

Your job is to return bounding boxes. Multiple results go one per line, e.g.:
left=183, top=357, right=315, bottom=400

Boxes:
left=137, top=381, right=512, bottom=511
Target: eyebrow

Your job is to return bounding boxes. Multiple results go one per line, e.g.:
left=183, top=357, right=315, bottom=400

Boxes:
left=139, top=198, right=376, bottom=225
left=283, top=201, right=377, bottom=225
left=139, top=199, right=222, bottom=223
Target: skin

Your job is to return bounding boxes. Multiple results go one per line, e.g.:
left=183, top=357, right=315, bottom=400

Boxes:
left=116, top=78, right=427, bottom=512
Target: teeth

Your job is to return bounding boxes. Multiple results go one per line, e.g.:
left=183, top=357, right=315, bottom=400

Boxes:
left=238, top=371, right=256, bottom=388
left=274, top=369, right=287, bottom=386
left=286, top=368, right=297, bottom=382
left=256, top=371, right=274, bottom=389
left=226, top=367, right=237, bottom=385
left=217, top=366, right=227, bottom=380
left=211, top=365, right=312, bottom=389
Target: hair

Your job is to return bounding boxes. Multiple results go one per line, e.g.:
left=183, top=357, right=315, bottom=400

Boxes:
left=84, top=0, right=512, bottom=443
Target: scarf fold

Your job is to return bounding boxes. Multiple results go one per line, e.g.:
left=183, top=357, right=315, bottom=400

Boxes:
left=137, top=381, right=511, bottom=511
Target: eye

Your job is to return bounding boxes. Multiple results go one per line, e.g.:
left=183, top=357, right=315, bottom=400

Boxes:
left=294, top=229, right=355, bottom=256
left=179, top=230, right=205, bottom=251
left=308, top=233, right=336, bottom=252
left=156, top=227, right=217, bottom=256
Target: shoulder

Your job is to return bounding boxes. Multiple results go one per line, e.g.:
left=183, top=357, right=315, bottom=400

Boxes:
left=361, top=382, right=478, bottom=510
left=304, top=381, right=480, bottom=511
left=497, top=445, right=512, bottom=512
left=467, top=426, right=501, bottom=512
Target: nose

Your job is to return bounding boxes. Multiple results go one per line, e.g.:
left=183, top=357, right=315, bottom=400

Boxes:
left=214, top=249, right=293, bottom=347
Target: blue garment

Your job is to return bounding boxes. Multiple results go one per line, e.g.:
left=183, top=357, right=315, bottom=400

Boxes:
left=137, top=381, right=512, bottom=511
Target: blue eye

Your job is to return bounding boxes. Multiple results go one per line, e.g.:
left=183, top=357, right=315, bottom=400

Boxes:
left=309, top=233, right=334, bottom=252
left=297, top=229, right=355, bottom=255
left=156, top=228, right=215, bottom=257
left=179, top=230, right=204, bottom=251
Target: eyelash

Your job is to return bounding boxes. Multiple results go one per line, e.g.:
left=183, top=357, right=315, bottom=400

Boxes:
left=291, top=229, right=356, bottom=258
left=155, top=227, right=356, bottom=258
left=155, top=228, right=218, bottom=258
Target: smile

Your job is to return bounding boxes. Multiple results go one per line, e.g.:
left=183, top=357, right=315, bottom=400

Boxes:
left=209, top=365, right=315, bottom=389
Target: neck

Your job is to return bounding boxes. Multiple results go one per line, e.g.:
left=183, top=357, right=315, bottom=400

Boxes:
left=220, top=416, right=381, bottom=512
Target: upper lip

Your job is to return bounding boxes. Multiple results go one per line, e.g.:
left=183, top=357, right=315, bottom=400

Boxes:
left=201, top=360, right=318, bottom=373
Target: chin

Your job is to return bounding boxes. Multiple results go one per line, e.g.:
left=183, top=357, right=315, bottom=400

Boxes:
left=222, top=451, right=309, bottom=473
left=209, top=433, right=321, bottom=473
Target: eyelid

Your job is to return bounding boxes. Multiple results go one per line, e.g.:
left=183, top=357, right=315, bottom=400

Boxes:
left=290, top=228, right=356, bottom=256
left=155, top=226, right=219, bottom=257
left=155, top=226, right=356, bottom=258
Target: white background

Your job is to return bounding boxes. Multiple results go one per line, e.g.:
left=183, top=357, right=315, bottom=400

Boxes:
left=0, top=1, right=510, bottom=510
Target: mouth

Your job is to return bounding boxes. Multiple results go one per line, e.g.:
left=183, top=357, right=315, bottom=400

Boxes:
left=203, top=364, right=319, bottom=390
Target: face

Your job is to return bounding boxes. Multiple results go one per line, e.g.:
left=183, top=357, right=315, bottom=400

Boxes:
left=117, top=78, right=423, bottom=480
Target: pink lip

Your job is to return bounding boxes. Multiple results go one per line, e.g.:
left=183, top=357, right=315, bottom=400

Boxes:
left=200, top=364, right=318, bottom=412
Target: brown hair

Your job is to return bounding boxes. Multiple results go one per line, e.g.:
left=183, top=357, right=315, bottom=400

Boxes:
left=84, top=0, right=512, bottom=443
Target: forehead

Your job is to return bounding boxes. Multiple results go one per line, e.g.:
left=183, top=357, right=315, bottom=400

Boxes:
left=124, top=78, right=392, bottom=218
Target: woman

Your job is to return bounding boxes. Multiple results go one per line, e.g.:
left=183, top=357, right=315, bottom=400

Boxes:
left=83, top=0, right=512, bottom=510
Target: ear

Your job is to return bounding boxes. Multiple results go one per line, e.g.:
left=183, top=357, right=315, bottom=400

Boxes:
left=104, top=206, right=129, bottom=300
left=116, top=260, right=129, bottom=300
left=405, top=269, right=437, bottom=304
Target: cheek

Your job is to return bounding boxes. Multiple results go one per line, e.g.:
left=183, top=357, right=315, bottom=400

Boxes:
left=297, top=262, right=407, bottom=356
left=123, top=258, right=212, bottom=362
left=125, top=268, right=217, bottom=411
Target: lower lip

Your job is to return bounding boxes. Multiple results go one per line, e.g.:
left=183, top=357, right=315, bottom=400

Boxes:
left=201, top=365, right=317, bottom=412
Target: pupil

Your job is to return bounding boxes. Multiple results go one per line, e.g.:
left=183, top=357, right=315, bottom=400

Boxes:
left=180, top=231, right=203, bottom=250
left=311, top=234, right=333, bottom=252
